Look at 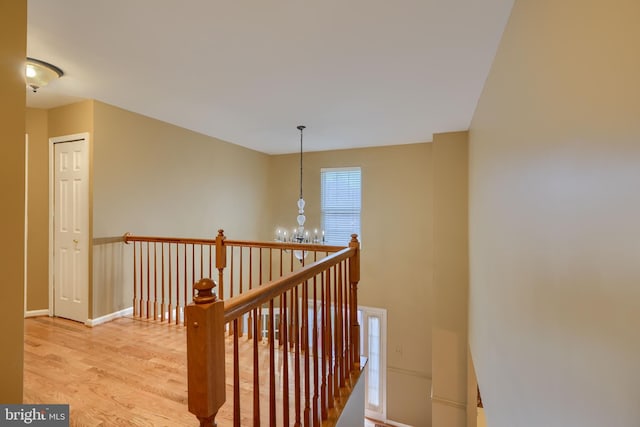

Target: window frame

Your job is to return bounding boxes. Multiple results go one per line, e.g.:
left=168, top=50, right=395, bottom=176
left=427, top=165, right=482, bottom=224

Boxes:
left=320, top=166, right=362, bottom=247
left=358, top=305, right=387, bottom=421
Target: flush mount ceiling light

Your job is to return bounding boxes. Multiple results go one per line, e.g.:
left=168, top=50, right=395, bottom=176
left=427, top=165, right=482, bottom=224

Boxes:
left=25, top=57, right=63, bottom=93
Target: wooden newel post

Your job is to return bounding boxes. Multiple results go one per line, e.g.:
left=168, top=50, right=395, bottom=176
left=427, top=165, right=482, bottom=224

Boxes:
left=348, top=234, right=361, bottom=368
left=186, top=278, right=226, bottom=426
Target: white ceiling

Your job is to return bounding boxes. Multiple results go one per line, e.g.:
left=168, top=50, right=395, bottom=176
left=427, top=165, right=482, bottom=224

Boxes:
left=27, top=0, right=514, bottom=154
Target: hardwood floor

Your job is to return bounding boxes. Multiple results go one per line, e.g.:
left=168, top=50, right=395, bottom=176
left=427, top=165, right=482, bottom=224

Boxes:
left=24, top=316, right=362, bottom=426
left=24, top=316, right=197, bottom=426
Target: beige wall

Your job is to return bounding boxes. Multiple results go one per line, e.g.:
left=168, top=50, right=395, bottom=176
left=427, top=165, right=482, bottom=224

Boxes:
left=91, top=101, right=271, bottom=317
left=269, top=143, right=433, bottom=426
left=469, top=0, right=640, bottom=426
left=432, top=131, right=469, bottom=426
left=25, top=100, right=271, bottom=319
left=0, top=0, right=26, bottom=403
left=25, top=108, right=49, bottom=310
left=48, top=100, right=94, bottom=139
left=26, top=100, right=95, bottom=317
left=92, top=101, right=270, bottom=238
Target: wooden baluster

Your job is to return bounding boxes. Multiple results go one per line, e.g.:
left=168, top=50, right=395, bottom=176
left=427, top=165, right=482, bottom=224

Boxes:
left=253, top=306, right=260, bottom=426
left=192, top=244, right=195, bottom=304
left=153, top=242, right=158, bottom=320
left=269, top=299, right=276, bottom=427
left=145, top=242, right=149, bottom=319
left=312, top=274, right=320, bottom=427
left=294, top=286, right=301, bottom=427
left=349, top=234, right=361, bottom=368
left=289, top=255, right=295, bottom=353
left=337, top=262, right=344, bottom=388
left=248, top=248, right=253, bottom=340
left=168, top=243, right=173, bottom=324
left=200, top=244, right=204, bottom=280
left=259, top=247, right=263, bottom=285
left=209, top=244, right=212, bottom=281
left=259, top=251, right=264, bottom=340
left=186, top=278, right=225, bottom=427
left=303, top=279, right=311, bottom=427
left=239, top=247, right=244, bottom=337
left=269, top=248, right=273, bottom=282
left=133, top=240, right=138, bottom=317
left=176, top=243, right=180, bottom=325
left=320, top=269, right=327, bottom=420
left=288, top=258, right=295, bottom=352
left=139, top=242, right=144, bottom=318
left=326, top=268, right=334, bottom=410
left=161, top=243, right=166, bottom=322
left=343, top=260, right=351, bottom=376
left=229, top=247, right=235, bottom=336
left=279, top=293, right=284, bottom=348
left=233, top=318, right=240, bottom=427
left=333, top=266, right=340, bottom=397
left=282, top=292, right=290, bottom=426
left=278, top=248, right=283, bottom=347
left=300, top=254, right=307, bottom=352
left=343, top=261, right=349, bottom=380
left=258, top=307, right=263, bottom=344
left=215, top=230, right=226, bottom=302
left=184, top=243, right=188, bottom=324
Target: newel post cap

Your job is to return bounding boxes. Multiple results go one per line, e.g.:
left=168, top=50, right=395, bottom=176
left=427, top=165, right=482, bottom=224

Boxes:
left=193, top=278, right=217, bottom=304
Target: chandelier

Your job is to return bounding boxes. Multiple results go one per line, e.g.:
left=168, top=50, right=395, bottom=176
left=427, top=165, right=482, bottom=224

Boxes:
left=275, top=125, right=324, bottom=249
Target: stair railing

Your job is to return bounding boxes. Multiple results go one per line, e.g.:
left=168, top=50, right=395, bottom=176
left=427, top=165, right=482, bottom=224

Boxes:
left=186, top=234, right=361, bottom=426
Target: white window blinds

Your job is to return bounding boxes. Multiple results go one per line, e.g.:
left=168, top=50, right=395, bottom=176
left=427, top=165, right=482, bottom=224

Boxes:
left=321, top=167, right=361, bottom=246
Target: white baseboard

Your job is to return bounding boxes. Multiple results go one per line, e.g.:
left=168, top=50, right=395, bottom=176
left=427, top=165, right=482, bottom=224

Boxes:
left=366, top=417, right=414, bottom=427
left=24, top=309, right=50, bottom=318
left=85, top=307, right=133, bottom=327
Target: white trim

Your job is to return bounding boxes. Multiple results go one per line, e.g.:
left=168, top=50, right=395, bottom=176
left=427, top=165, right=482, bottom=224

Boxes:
left=383, top=420, right=414, bottom=427
left=320, top=166, right=361, bottom=173
left=85, top=307, right=133, bottom=327
left=49, top=132, right=90, bottom=319
left=24, top=134, right=29, bottom=316
left=25, top=309, right=50, bottom=318
left=431, top=393, right=467, bottom=410
left=387, top=365, right=432, bottom=381
left=359, top=304, right=387, bottom=422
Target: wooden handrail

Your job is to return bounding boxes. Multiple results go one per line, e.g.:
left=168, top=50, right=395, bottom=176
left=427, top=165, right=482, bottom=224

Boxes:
left=92, top=235, right=128, bottom=245
left=224, top=239, right=346, bottom=253
left=125, top=231, right=345, bottom=253
left=125, top=234, right=217, bottom=246
left=223, top=246, right=355, bottom=324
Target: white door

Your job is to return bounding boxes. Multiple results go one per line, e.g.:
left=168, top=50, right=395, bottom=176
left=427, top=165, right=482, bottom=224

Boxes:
left=53, top=137, right=89, bottom=322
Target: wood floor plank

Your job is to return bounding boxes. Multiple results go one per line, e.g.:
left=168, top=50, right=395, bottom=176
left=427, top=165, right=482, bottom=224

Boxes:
left=24, top=317, right=200, bottom=426
left=24, top=316, right=360, bottom=426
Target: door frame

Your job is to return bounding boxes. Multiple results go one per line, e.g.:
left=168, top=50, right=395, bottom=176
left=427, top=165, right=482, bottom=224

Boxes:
left=24, top=134, right=29, bottom=316
left=48, top=132, right=91, bottom=320
left=358, top=304, right=388, bottom=422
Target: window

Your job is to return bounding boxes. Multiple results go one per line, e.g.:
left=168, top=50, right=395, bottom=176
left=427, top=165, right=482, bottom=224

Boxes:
left=321, top=167, right=361, bottom=246
left=358, top=306, right=387, bottom=421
